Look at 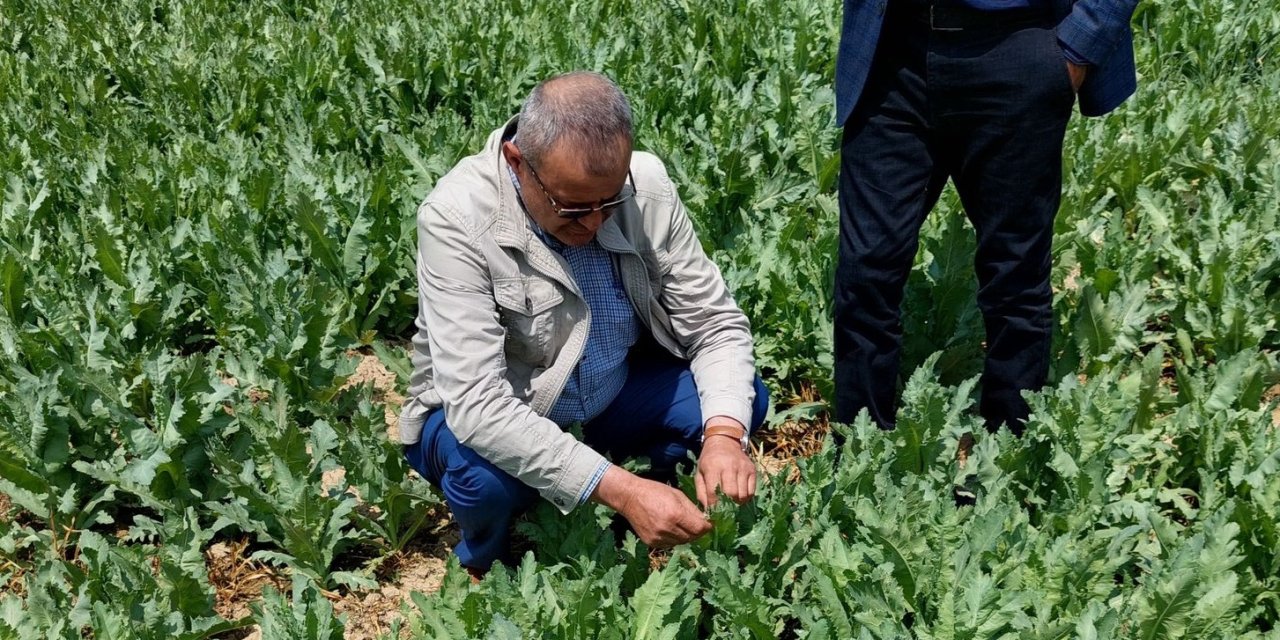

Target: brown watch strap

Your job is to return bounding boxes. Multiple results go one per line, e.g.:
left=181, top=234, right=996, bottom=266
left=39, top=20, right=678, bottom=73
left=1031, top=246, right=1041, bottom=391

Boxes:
left=703, top=425, right=748, bottom=451
left=703, top=425, right=746, bottom=440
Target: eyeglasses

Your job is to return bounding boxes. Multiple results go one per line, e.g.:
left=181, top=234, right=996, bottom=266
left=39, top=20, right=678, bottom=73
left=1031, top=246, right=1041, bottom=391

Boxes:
left=523, top=159, right=635, bottom=220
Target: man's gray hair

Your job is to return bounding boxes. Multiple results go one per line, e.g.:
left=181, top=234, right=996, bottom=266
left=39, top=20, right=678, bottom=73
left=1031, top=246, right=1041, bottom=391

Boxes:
left=517, top=71, right=633, bottom=177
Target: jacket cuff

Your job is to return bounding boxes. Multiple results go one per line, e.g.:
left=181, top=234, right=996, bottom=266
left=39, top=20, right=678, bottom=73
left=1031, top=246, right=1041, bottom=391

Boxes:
left=1056, top=12, right=1121, bottom=67
left=700, top=395, right=755, bottom=435
left=544, top=440, right=611, bottom=514
left=1059, top=40, right=1091, bottom=66
left=398, top=397, right=431, bottom=444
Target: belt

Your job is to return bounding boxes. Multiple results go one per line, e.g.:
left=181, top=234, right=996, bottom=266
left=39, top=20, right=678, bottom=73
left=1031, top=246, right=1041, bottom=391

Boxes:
left=901, top=4, right=1051, bottom=31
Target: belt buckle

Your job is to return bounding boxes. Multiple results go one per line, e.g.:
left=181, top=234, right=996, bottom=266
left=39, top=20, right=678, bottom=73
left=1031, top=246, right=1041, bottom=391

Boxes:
left=930, top=5, right=964, bottom=32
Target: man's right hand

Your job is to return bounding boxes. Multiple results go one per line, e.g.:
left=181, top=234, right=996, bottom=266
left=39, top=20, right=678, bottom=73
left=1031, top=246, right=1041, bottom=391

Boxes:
left=1066, top=60, right=1087, bottom=93
left=591, top=466, right=711, bottom=547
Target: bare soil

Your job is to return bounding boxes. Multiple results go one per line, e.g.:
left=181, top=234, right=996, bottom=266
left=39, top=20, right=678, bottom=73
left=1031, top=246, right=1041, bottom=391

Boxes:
left=332, top=530, right=457, bottom=639
left=755, top=382, right=831, bottom=483
left=342, top=351, right=406, bottom=440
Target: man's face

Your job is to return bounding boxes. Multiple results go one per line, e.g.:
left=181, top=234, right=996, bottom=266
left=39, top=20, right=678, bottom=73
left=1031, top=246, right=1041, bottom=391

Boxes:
left=502, top=139, right=631, bottom=247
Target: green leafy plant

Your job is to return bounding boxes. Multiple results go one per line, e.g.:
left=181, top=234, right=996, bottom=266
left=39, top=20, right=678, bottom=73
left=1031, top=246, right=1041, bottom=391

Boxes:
left=0, top=0, right=1277, bottom=634
left=205, top=395, right=368, bottom=590
left=253, top=575, right=346, bottom=640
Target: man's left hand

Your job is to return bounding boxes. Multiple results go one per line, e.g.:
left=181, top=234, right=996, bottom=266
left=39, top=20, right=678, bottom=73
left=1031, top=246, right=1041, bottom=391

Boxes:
left=695, top=419, right=756, bottom=508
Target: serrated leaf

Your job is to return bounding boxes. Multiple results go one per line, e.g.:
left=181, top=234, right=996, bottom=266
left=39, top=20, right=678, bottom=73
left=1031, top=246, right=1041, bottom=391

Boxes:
left=0, top=252, right=24, bottom=321
left=342, top=209, right=373, bottom=280
left=485, top=614, right=523, bottom=640
left=631, top=564, right=687, bottom=640
left=1076, top=285, right=1115, bottom=366
left=91, top=228, right=128, bottom=287
left=294, top=193, right=342, bottom=278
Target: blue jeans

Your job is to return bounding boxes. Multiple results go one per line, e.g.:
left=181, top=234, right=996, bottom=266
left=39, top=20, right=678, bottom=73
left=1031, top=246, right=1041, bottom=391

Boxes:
left=404, top=353, right=770, bottom=570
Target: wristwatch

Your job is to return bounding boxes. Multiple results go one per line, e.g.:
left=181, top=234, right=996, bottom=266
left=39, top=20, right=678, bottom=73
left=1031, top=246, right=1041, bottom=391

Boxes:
left=702, top=424, right=749, bottom=453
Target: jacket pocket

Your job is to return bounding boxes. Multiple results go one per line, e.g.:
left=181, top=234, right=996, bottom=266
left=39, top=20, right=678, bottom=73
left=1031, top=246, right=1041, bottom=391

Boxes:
left=494, top=276, right=563, bottom=365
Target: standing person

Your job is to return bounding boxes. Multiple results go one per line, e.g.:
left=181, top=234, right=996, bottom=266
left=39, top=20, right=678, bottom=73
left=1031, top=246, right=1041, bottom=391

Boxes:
left=833, top=0, right=1139, bottom=433
left=399, top=71, right=769, bottom=578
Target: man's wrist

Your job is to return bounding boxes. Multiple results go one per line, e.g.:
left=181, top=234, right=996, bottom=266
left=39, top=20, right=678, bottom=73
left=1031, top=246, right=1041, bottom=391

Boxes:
left=578, top=460, right=613, bottom=505
left=592, top=466, right=646, bottom=520
left=703, top=432, right=747, bottom=451
left=702, top=418, right=749, bottom=452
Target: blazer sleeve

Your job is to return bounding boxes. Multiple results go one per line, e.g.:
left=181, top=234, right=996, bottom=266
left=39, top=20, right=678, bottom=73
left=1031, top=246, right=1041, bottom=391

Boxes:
left=1055, top=0, right=1140, bottom=66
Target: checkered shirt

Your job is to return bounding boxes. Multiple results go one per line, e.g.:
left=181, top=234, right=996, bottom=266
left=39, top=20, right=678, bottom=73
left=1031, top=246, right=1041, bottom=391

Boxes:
left=507, top=159, right=639, bottom=503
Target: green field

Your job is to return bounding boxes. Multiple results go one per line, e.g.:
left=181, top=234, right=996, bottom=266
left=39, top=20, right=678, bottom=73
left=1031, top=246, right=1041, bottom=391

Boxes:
left=1, top=0, right=1278, bottom=637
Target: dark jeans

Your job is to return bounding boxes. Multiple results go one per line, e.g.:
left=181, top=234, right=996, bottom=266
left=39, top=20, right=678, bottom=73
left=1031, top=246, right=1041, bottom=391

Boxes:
left=833, top=4, right=1075, bottom=433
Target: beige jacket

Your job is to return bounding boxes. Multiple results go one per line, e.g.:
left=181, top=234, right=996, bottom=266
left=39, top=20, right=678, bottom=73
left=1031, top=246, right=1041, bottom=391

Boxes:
left=399, top=119, right=756, bottom=512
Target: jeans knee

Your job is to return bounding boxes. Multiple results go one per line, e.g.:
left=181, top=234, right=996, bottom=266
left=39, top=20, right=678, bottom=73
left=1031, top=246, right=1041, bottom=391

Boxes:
left=446, top=464, right=535, bottom=527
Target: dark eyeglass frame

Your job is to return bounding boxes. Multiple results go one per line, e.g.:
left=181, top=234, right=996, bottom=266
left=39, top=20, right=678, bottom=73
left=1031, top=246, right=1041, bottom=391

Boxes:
left=522, top=159, right=636, bottom=220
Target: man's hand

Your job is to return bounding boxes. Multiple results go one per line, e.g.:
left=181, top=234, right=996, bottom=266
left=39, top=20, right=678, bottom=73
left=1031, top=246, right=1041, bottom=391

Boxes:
left=1067, top=60, right=1087, bottom=93
left=591, top=466, right=711, bottom=547
left=694, top=417, right=756, bottom=508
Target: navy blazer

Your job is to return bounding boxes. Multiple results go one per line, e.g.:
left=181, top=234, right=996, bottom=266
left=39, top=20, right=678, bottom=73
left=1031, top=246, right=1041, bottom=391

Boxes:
left=835, top=0, right=1140, bottom=125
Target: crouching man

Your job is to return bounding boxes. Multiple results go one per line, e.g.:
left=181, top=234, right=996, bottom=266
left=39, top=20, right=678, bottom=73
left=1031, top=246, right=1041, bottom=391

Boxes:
left=399, top=71, right=769, bottom=577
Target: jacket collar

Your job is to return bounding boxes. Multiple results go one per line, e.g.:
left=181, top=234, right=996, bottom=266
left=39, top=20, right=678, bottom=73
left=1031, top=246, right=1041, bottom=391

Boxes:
left=489, top=117, right=527, bottom=250
left=594, top=218, right=635, bottom=254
